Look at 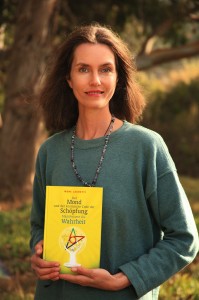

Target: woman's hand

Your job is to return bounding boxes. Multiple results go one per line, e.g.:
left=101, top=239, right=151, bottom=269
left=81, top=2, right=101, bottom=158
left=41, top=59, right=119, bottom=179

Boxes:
left=31, top=240, right=60, bottom=281
left=59, top=266, right=131, bottom=291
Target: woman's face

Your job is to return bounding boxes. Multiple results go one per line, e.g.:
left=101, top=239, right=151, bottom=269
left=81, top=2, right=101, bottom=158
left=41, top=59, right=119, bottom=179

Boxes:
left=67, top=43, right=118, bottom=113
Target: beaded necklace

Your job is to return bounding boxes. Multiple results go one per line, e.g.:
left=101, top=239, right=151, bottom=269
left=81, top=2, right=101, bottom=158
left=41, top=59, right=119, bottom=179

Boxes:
left=71, top=116, right=115, bottom=187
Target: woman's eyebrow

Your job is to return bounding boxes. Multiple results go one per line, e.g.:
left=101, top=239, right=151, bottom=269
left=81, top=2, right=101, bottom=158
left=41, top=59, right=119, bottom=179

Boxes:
left=100, top=63, right=115, bottom=67
left=74, top=63, right=89, bottom=68
left=75, top=62, right=115, bottom=67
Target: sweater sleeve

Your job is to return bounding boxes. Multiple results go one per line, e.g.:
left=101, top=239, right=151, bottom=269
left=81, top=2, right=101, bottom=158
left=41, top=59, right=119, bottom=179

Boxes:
left=30, top=146, right=47, bottom=253
left=119, top=169, right=199, bottom=297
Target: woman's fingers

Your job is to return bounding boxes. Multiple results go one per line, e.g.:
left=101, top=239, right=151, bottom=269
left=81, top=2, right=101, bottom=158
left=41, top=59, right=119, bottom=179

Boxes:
left=31, top=241, right=60, bottom=280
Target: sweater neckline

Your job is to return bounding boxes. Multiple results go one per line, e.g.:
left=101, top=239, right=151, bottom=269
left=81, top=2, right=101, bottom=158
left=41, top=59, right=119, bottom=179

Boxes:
left=68, top=120, right=129, bottom=149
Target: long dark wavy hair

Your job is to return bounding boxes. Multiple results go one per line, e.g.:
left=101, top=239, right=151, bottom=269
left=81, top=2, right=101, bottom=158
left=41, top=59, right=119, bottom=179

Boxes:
left=39, top=23, right=146, bottom=131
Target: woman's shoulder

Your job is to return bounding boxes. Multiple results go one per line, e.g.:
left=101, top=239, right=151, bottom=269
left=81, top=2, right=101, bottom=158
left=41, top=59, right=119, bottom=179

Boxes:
left=38, top=129, right=71, bottom=153
left=123, top=122, right=176, bottom=171
left=123, top=122, right=165, bottom=146
left=123, top=122, right=173, bottom=160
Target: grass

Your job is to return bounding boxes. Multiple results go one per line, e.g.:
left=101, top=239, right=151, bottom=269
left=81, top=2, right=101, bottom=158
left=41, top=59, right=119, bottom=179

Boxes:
left=0, top=176, right=198, bottom=299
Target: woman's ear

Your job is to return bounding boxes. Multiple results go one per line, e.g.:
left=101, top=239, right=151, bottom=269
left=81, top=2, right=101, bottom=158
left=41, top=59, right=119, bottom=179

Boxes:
left=66, top=76, right=72, bottom=89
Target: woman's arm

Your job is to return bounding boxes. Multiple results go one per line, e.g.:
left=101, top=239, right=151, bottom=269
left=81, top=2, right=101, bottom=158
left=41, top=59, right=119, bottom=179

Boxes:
left=119, top=171, right=199, bottom=298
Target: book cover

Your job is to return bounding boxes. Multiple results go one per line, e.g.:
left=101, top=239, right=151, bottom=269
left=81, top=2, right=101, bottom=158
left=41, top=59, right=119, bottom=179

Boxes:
left=43, top=186, right=103, bottom=274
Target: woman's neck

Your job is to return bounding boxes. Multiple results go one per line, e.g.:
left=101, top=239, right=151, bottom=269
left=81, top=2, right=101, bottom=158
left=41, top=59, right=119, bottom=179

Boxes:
left=76, top=110, right=113, bottom=140
left=75, top=109, right=124, bottom=140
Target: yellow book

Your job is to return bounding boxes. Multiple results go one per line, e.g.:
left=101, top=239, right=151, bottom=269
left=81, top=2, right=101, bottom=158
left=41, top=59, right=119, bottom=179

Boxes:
left=43, top=186, right=103, bottom=274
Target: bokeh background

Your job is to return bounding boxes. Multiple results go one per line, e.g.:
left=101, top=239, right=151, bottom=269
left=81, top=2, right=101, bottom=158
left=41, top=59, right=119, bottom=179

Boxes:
left=0, top=1, right=199, bottom=299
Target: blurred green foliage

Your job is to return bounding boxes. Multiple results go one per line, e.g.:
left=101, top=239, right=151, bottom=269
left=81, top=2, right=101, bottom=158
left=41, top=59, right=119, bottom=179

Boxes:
left=0, top=204, right=31, bottom=274
left=180, top=176, right=199, bottom=233
left=160, top=273, right=199, bottom=300
left=1, top=0, right=199, bottom=52
left=148, top=78, right=199, bottom=120
left=142, top=75, right=199, bottom=177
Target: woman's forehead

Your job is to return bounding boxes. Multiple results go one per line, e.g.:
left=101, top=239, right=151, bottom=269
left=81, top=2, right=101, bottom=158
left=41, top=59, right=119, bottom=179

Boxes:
left=72, top=43, right=116, bottom=66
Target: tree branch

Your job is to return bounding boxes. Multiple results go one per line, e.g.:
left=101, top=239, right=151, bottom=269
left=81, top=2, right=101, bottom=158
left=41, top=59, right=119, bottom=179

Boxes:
left=139, top=18, right=174, bottom=55
left=136, top=40, right=199, bottom=70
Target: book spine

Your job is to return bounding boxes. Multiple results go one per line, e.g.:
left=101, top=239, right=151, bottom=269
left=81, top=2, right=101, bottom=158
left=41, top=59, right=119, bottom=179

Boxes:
left=43, top=186, right=49, bottom=259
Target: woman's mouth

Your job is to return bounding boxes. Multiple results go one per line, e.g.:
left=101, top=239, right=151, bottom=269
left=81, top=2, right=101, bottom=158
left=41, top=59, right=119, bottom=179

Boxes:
left=85, top=90, right=104, bottom=95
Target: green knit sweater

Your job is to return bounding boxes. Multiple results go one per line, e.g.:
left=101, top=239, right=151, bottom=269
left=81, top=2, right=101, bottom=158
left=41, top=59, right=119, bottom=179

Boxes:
left=30, top=121, right=199, bottom=300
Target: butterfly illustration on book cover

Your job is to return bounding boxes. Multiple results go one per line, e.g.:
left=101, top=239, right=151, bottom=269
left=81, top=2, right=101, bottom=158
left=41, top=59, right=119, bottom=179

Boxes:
left=59, top=227, right=87, bottom=267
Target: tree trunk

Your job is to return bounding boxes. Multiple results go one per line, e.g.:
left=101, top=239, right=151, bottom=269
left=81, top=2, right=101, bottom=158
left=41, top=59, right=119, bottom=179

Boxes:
left=0, top=0, right=59, bottom=205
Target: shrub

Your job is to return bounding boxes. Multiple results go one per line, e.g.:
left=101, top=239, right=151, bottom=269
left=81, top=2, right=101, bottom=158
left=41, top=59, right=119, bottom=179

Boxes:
left=142, top=77, right=199, bottom=177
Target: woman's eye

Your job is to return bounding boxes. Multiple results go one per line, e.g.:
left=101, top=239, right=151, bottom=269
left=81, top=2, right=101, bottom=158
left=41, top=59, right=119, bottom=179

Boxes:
left=101, top=67, right=111, bottom=73
left=79, top=67, right=88, bottom=73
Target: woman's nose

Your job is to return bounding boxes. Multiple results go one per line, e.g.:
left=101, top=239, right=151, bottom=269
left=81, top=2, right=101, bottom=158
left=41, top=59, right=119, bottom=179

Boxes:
left=89, top=72, right=101, bottom=86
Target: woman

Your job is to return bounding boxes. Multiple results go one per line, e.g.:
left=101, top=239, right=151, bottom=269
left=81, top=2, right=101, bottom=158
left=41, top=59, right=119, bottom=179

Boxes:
left=30, top=24, right=198, bottom=299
